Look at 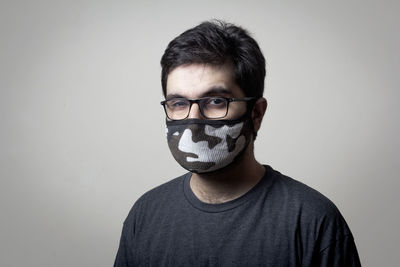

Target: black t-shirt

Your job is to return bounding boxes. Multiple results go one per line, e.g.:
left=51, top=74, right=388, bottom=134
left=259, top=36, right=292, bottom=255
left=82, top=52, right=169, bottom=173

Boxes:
left=114, top=166, right=361, bottom=266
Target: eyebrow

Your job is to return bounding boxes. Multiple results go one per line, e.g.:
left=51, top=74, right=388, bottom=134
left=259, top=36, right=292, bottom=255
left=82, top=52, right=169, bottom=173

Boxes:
left=203, top=86, right=232, bottom=97
left=166, top=86, right=233, bottom=100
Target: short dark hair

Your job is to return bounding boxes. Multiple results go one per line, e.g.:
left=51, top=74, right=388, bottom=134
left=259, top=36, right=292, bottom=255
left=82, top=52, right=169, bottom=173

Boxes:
left=160, top=20, right=266, bottom=98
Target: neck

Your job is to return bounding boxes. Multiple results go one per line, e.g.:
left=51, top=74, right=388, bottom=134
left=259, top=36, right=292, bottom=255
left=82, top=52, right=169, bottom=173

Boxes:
left=190, top=144, right=265, bottom=204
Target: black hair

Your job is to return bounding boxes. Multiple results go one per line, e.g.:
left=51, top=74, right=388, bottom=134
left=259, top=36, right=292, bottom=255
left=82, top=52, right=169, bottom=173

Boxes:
left=160, top=20, right=266, bottom=98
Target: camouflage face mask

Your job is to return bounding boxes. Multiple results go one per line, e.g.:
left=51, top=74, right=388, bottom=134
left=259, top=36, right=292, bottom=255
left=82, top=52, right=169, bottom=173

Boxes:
left=165, top=115, right=253, bottom=173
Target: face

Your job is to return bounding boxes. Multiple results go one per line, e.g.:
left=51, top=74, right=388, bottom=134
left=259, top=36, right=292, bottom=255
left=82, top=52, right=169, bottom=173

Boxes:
left=166, top=63, right=247, bottom=120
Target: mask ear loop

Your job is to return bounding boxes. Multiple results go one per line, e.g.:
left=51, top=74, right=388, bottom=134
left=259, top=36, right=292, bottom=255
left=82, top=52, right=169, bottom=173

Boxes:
left=244, top=97, right=260, bottom=140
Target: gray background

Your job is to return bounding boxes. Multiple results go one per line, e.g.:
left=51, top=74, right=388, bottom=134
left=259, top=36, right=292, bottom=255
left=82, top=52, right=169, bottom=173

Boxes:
left=1, top=0, right=399, bottom=266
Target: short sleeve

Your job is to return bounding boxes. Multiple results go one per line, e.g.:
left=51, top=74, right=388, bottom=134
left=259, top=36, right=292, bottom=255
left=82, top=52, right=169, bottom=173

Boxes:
left=316, top=234, right=361, bottom=266
left=114, top=203, right=138, bottom=267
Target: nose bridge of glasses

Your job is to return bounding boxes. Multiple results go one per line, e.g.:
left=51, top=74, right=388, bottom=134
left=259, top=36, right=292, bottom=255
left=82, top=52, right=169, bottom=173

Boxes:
left=187, top=99, right=204, bottom=119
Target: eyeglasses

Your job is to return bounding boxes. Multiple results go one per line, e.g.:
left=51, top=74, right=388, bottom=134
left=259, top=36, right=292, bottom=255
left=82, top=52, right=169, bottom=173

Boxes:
left=160, top=96, right=256, bottom=120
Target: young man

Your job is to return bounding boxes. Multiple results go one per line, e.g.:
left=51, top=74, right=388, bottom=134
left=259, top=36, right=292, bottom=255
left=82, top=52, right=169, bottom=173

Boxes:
left=114, top=20, right=361, bottom=266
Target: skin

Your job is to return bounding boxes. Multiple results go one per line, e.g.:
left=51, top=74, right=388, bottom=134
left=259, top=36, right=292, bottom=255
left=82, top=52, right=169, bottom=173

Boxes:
left=166, top=63, right=268, bottom=204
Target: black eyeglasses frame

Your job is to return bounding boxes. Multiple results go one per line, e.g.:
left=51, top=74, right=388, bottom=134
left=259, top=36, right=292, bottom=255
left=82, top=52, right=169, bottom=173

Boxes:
left=160, top=96, right=257, bottom=121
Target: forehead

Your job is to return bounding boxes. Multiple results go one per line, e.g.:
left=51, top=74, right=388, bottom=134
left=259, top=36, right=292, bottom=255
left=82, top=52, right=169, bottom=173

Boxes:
left=166, top=63, right=244, bottom=99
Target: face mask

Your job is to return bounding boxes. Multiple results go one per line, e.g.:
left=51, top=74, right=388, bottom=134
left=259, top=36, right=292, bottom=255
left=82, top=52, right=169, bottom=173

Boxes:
left=165, top=114, right=253, bottom=173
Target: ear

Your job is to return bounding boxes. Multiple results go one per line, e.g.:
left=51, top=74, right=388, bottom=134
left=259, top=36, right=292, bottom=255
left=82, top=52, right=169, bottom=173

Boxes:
left=252, top=97, right=267, bottom=133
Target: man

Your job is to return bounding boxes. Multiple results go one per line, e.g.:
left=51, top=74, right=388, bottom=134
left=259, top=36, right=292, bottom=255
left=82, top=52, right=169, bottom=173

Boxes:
left=114, top=20, right=361, bottom=266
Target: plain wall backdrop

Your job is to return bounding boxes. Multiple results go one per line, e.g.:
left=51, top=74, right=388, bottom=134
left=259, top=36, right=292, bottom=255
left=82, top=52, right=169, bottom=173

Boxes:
left=1, top=0, right=399, bottom=266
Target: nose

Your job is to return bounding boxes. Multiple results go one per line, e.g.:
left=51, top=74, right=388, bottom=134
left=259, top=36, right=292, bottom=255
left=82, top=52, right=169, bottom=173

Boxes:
left=187, top=103, right=203, bottom=119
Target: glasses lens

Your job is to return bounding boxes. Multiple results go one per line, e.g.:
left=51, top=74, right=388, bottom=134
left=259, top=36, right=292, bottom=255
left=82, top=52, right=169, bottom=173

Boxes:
left=165, top=98, right=190, bottom=120
left=200, top=97, right=228, bottom=119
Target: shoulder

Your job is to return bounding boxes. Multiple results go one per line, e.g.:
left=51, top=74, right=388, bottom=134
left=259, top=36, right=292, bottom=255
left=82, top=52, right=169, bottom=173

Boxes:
left=265, top=168, right=360, bottom=264
left=266, top=167, right=354, bottom=248
left=123, top=173, right=187, bottom=223
left=267, top=167, right=340, bottom=218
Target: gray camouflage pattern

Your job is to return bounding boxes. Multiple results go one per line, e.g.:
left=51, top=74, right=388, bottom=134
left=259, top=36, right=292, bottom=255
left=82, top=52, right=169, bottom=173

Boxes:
left=166, top=118, right=252, bottom=173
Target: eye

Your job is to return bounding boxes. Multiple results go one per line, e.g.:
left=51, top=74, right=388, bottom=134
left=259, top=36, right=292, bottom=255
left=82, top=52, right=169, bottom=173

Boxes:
left=207, top=97, right=226, bottom=106
left=167, top=98, right=189, bottom=109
